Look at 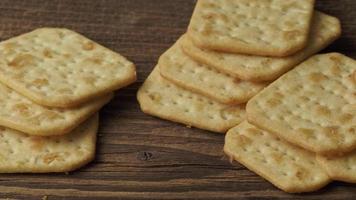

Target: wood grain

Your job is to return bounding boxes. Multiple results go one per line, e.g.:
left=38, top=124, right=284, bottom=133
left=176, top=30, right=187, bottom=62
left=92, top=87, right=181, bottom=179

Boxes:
left=0, top=0, right=355, bottom=199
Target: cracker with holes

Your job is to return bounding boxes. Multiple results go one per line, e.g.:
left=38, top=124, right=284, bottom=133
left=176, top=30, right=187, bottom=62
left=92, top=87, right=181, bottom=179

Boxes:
left=224, top=121, right=331, bottom=193
left=0, top=28, right=136, bottom=108
left=0, top=82, right=112, bottom=136
left=159, top=36, right=267, bottom=105
left=317, top=151, right=356, bottom=183
left=183, top=12, right=341, bottom=81
left=0, top=114, right=98, bottom=173
left=187, top=0, right=315, bottom=57
left=137, top=66, right=245, bottom=133
left=247, top=53, right=356, bottom=155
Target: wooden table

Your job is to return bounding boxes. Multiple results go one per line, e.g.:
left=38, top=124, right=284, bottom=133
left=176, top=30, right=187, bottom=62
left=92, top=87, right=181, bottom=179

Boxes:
left=0, top=0, right=355, bottom=199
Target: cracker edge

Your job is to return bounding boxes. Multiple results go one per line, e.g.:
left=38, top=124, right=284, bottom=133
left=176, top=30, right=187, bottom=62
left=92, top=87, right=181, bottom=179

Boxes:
left=316, top=154, right=356, bottom=183
left=246, top=53, right=356, bottom=156
left=224, top=124, right=332, bottom=193
left=0, top=93, right=112, bottom=136
left=184, top=12, right=341, bottom=81
left=187, top=0, right=315, bottom=57
left=159, top=66, right=262, bottom=105
left=137, top=67, right=245, bottom=133
left=0, top=113, right=98, bottom=173
left=158, top=39, right=267, bottom=105
left=0, top=27, right=137, bottom=108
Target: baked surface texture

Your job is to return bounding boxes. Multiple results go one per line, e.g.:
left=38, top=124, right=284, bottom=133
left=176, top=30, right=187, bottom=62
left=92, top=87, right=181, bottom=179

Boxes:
left=224, top=121, right=331, bottom=193
left=0, top=114, right=98, bottom=173
left=159, top=36, right=267, bottom=105
left=137, top=66, right=246, bottom=133
left=247, top=53, right=356, bottom=155
left=187, top=0, right=315, bottom=56
left=0, top=28, right=136, bottom=107
left=0, top=82, right=112, bottom=136
left=184, top=11, right=341, bottom=81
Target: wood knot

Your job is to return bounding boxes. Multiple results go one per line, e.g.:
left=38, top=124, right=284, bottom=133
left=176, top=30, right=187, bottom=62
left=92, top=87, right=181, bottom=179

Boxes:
left=137, top=151, right=153, bottom=161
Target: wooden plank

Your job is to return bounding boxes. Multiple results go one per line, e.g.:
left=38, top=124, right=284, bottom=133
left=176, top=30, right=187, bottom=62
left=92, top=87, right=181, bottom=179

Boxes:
left=0, top=0, right=355, bottom=199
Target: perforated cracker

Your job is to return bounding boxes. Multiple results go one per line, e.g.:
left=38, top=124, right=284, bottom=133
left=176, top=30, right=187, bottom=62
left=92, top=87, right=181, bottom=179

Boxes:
left=0, top=28, right=136, bottom=107
left=159, top=36, right=267, bottom=105
left=183, top=12, right=341, bottom=81
left=247, top=53, right=356, bottom=155
left=0, top=114, right=98, bottom=173
left=137, top=66, right=245, bottom=133
left=0, top=83, right=112, bottom=136
left=224, top=121, right=331, bottom=193
left=317, top=152, right=356, bottom=183
left=188, top=0, right=315, bottom=57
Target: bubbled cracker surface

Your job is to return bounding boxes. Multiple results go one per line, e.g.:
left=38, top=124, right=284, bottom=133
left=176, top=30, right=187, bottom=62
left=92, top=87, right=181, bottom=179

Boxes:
left=224, top=121, right=330, bottom=193
left=0, top=28, right=136, bottom=107
left=183, top=12, right=341, bottom=81
left=247, top=53, right=356, bottom=155
left=188, top=0, right=315, bottom=56
left=317, top=152, right=356, bottom=183
left=0, top=82, right=112, bottom=136
left=137, top=66, right=245, bottom=133
left=0, top=114, right=97, bottom=173
left=159, top=36, right=267, bottom=105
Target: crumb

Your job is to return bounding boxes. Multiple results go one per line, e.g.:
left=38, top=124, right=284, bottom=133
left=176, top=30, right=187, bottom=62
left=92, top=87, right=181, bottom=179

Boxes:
left=42, top=196, right=48, bottom=200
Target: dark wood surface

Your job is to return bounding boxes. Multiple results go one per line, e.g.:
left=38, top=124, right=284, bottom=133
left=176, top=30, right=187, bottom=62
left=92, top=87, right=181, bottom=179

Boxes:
left=0, top=0, right=355, bottom=199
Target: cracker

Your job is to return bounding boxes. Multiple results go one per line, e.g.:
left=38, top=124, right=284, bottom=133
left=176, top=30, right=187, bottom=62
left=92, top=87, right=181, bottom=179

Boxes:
left=0, top=83, right=112, bottom=136
left=0, top=114, right=98, bottom=173
left=183, top=11, right=341, bottom=81
left=159, top=35, right=267, bottom=105
left=187, top=0, right=315, bottom=57
left=317, top=152, right=356, bottom=183
left=137, top=66, right=245, bottom=133
left=224, top=121, right=331, bottom=193
left=247, top=53, right=356, bottom=155
left=0, top=28, right=136, bottom=108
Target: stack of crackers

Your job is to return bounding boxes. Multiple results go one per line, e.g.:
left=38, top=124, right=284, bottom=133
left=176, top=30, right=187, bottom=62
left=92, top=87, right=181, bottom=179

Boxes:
left=138, top=0, right=355, bottom=193
left=225, top=53, right=356, bottom=193
left=0, top=28, right=136, bottom=173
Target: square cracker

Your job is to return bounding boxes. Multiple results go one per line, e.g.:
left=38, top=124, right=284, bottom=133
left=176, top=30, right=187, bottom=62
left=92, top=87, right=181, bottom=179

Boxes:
left=0, top=82, right=112, bottom=136
left=317, top=151, right=356, bottom=183
left=247, top=53, right=356, bottom=155
left=183, top=11, right=341, bottom=81
left=0, top=28, right=136, bottom=108
left=159, top=35, right=267, bottom=105
left=0, top=114, right=98, bottom=173
left=187, top=0, right=315, bottom=57
left=224, top=121, right=331, bottom=193
left=137, top=66, right=245, bottom=133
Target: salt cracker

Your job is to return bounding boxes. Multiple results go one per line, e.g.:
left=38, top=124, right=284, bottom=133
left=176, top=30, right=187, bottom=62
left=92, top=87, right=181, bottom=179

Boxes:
left=137, top=66, right=245, bottom=133
left=0, top=114, right=98, bottom=173
left=187, top=0, right=315, bottom=57
left=159, top=36, right=267, bottom=105
left=184, top=12, right=341, bottom=81
left=317, top=152, right=356, bottom=183
left=0, top=28, right=136, bottom=108
left=224, top=121, right=331, bottom=193
left=0, top=82, right=112, bottom=136
left=247, top=53, right=356, bottom=155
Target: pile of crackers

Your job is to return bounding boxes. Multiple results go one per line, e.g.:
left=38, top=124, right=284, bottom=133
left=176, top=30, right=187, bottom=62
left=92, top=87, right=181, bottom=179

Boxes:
left=0, top=28, right=136, bottom=173
left=138, top=0, right=355, bottom=193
